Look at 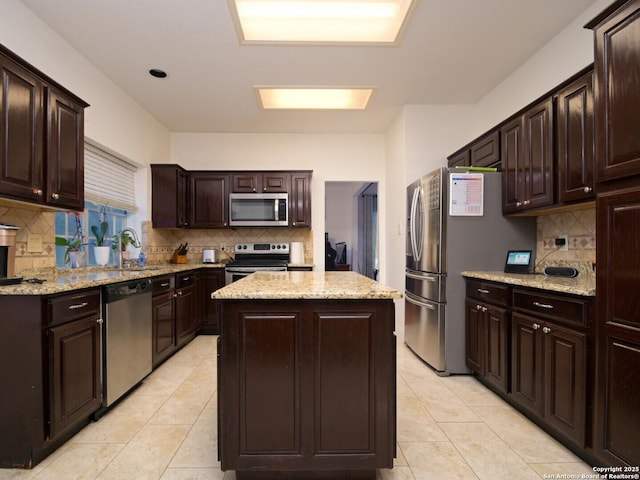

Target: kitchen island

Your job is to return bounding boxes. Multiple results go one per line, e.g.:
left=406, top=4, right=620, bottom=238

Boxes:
left=212, top=271, right=402, bottom=480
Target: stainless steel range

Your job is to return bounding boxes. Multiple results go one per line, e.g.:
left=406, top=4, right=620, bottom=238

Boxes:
left=224, top=242, right=289, bottom=284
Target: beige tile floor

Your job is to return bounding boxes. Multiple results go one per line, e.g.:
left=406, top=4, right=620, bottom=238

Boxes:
left=0, top=335, right=594, bottom=480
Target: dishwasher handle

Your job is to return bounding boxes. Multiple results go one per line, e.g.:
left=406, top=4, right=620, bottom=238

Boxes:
left=103, top=279, right=152, bottom=303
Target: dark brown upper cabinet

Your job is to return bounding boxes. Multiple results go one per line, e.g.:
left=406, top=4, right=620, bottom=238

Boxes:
left=189, top=172, right=229, bottom=228
left=502, top=98, right=554, bottom=214
left=0, top=45, right=88, bottom=211
left=471, top=130, right=501, bottom=168
left=556, top=70, right=595, bottom=203
left=231, top=172, right=290, bottom=193
left=447, top=130, right=500, bottom=170
left=447, top=149, right=470, bottom=168
left=151, top=164, right=190, bottom=228
left=587, top=0, right=640, bottom=183
left=289, top=171, right=312, bottom=228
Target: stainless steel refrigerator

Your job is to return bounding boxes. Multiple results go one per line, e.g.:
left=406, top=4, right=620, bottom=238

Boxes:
left=405, top=167, right=536, bottom=375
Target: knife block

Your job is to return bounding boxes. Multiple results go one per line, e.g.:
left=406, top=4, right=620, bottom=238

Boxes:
left=171, top=253, right=187, bottom=264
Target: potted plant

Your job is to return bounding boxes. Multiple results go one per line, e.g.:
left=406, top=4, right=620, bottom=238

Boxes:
left=91, top=220, right=111, bottom=266
left=112, top=231, right=137, bottom=260
left=55, top=212, right=87, bottom=268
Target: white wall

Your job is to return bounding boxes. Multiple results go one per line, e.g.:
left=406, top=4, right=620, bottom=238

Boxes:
left=171, top=133, right=387, bottom=274
left=0, top=0, right=171, bottom=228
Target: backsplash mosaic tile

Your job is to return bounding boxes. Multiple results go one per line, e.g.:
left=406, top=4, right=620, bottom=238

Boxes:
left=0, top=199, right=57, bottom=273
left=536, top=207, right=596, bottom=266
left=142, top=221, right=314, bottom=266
left=1, top=202, right=594, bottom=276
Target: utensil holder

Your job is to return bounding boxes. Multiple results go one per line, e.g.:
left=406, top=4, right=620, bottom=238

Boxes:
left=171, top=253, right=187, bottom=264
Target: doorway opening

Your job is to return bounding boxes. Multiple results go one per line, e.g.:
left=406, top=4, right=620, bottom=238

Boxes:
left=325, top=181, right=378, bottom=279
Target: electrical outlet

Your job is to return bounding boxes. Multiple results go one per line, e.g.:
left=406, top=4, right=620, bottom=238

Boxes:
left=556, top=235, right=569, bottom=252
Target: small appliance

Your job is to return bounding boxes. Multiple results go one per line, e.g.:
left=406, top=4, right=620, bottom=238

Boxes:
left=229, top=192, right=288, bottom=227
left=203, top=249, right=217, bottom=263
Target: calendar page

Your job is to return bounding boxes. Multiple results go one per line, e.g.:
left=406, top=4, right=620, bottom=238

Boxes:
left=449, top=173, right=484, bottom=216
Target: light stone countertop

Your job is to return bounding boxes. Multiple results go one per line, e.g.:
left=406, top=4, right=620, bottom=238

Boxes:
left=0, top=263, right=226, bottom=296
left=461, top=271, right=596, bottom=297
left=212, top=271, right=402, bottom=300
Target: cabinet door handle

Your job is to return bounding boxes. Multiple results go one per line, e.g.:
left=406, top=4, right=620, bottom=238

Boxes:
left=477, top=288, right=490, bottom=294
left=476, top=304, right=483, bottom=311
left=68, top=302, right=89, bottom=310
left=583, top=186, right=592, bottom=193
left=542, top=326, right=551, bottom=334
left=97, top=318, right=104, bottom=325
left=177, top=291, right=183, bottom=296
left=173, top=293, right=178, bottom=298
left=533, top=301, right=554, bottom=309
left=51, top=192, right=60, bottom=200
left=532, top=323, right=540, bottom=330
left=516, top=201, right=522, bottom=207
left=482, top=307, right=488, bottom=312
left=33, top=188, right=43, bottom=196
left=523, top=199, right=530, bottom=206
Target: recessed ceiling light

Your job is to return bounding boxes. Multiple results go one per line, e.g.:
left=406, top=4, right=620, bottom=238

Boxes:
left=149, top=69, right=167, bottom=78
left=229, top=0, right=414, bottom=44
left=256, top=87, right=374, bottom=110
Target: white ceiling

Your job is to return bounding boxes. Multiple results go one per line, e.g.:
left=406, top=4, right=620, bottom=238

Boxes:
left=20, top=0, right=597, bottom=134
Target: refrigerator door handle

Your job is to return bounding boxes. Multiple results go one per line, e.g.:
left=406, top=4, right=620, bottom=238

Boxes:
left=410, top=186, right=420, bottom=261
left=406, top=271, right=436, bottom=282
left=405, top=292, right=436, bottom=310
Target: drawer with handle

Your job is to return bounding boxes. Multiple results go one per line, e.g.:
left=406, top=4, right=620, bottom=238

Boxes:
left=176, top=272, right=195, bottom=288
left=47, top=289, right=101, bottom=326
left=465, top=279, right=510, bottom=307
left=152, top=275, right=175, bottom=294
left=512, top=288, right=590, bottom=328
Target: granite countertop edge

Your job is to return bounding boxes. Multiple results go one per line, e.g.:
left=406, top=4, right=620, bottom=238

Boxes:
left=213, top=271, right=402, bottom=300
left=461, top=271, right=596, bottom=297
left=0, top=263, right=227, bottom=296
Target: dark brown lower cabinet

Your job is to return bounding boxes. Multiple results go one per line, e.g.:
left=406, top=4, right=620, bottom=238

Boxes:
left=465, top=280, right=511, bottom=394
left=511, top=312, right=587, bottom=447
left=594, top=182, right=640, bottom=466
left=152, top=290, right=176, bottom=367
left=47, top=316, right=101, bottom=439
left=218, top=299, right=396, bottom=480
left=201, top=269, right=225, bottom=334
left=0, top=289, right=102, bottom=468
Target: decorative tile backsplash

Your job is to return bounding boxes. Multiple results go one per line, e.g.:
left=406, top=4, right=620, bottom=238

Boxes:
left=142, top=221, right=314, bottom=265
left=0, top=199, right=57, bottom=273
left=536, top=207, right=596, bottom=265
left=1, top=200, right=593, bottom=276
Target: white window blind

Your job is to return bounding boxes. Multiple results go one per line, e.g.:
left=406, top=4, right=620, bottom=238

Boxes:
left=84, top=141, right=138, bottom=211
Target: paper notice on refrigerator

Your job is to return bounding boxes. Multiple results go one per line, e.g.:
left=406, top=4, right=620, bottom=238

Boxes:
left=449, top=173, right=484, bottom=216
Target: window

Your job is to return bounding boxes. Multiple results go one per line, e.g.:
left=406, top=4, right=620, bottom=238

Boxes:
left=54, top=140, right=138, bottom=268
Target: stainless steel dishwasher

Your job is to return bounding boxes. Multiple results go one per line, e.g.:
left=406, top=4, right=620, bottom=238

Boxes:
left=102, top=278, right=152, bottom=407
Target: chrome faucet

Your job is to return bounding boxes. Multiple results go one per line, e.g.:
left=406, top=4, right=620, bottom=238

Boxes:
left=118, top=227, right=142, bottom=269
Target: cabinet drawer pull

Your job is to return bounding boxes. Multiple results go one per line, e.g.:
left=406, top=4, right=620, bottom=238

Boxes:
left=477, top=288, right=490, bottom=294
left=160, top=282, right=170, bottom=287
left=68, top=302, right=89, bottom=310
left=533, top=301, right=554, bottom=309
left=532, top=323, right=540, bottom=330
left=182, top=277, right=190, bottom=282
left=542, top=326, right=551, bottom=334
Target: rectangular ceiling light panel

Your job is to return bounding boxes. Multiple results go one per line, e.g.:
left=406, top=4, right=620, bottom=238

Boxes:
left=257, top=88, right=374, bottom=109
left=230, top=0, right=414, bottom=44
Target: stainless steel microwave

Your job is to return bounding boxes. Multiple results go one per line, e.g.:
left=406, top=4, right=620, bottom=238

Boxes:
left=229, top=193, right=289, bottom=227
